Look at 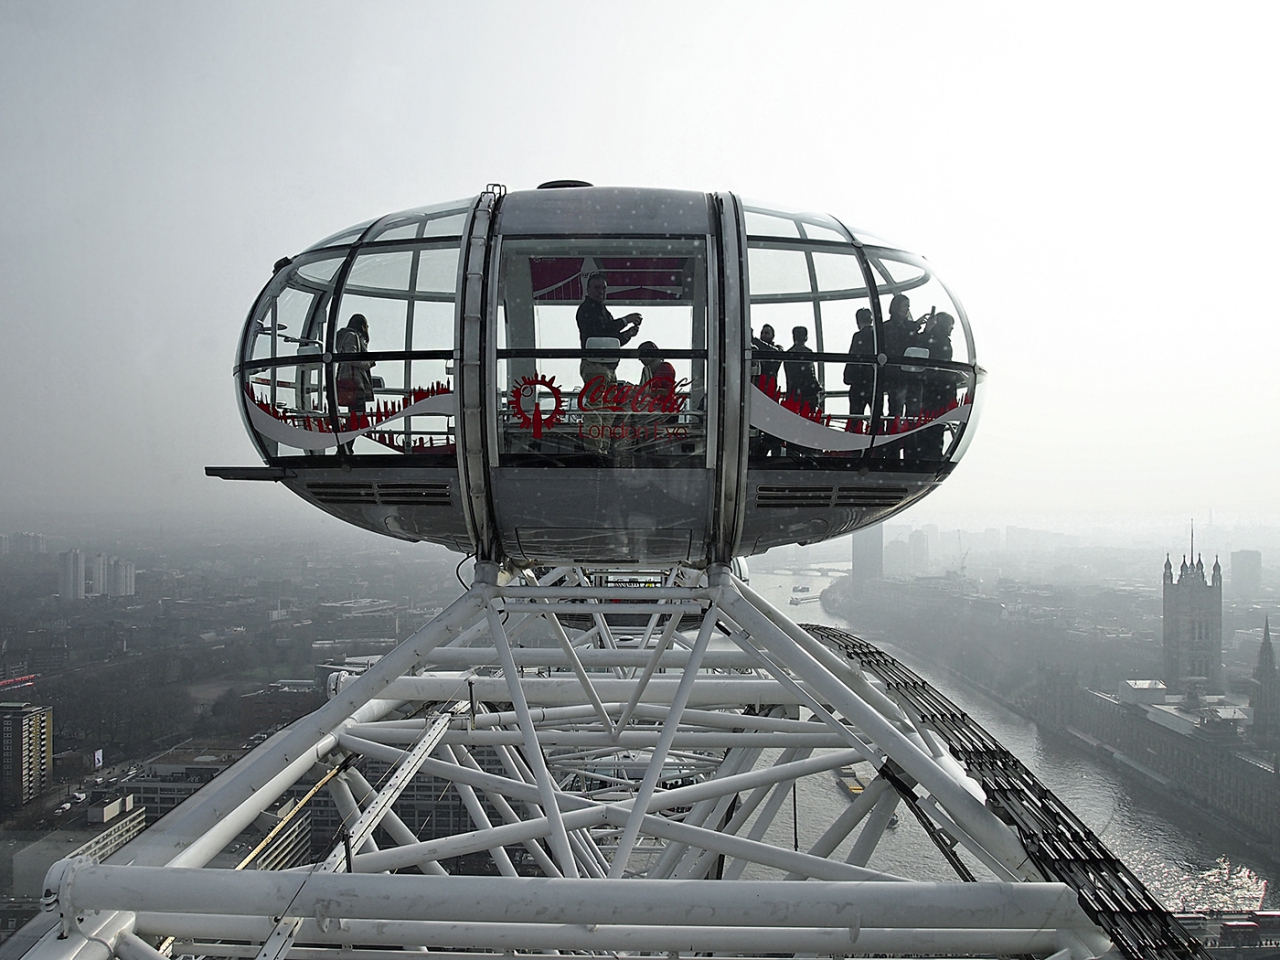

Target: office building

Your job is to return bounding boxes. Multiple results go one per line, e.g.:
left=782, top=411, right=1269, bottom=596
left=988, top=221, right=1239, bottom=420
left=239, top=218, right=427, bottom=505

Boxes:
left=87, top=553, right=106, bottom=595
left=1231, top=550, right=1262, bottom=599
left=0, top=703, right=53, bottom=810
left=909, top=529, right=930, bottom=574
left=851, top=523, right=883, bottom=586
left=12, top=803, right=147, bottom=897
left=106, top=557, right=135, bottom=597
left=14, top=533, right=45, bottom=554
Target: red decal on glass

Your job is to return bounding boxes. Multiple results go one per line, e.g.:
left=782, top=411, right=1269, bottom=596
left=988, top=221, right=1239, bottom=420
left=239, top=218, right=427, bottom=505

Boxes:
left=510, top=375, right=566, bottom=439
left=578, top=376, right=690, bottom=415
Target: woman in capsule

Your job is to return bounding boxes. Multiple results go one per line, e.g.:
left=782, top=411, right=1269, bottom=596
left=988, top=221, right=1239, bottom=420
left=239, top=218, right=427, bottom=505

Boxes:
left=335, top=313, right=374, bottom=415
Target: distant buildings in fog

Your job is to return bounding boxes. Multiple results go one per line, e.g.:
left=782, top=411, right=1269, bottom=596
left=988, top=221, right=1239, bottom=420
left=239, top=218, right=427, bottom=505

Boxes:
left=873, top=523, right=1084, bottom=577
left=1231, top=550, right=1262, bottom=599
left=56, top=547, right=135, bottom=601
left=851, top=525, right=882, bottom=585
left=848, top=522, right=1272, bottom=600
left=1, top=532, right=47, bottom=554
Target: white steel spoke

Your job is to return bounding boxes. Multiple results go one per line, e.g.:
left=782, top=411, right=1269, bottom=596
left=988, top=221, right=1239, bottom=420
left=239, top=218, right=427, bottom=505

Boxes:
left=846, top=778, right=903, bottom=867
left=607, top=607, right=716, bottom=876
left=541, top=597, right=616, bottom=734
left=485, top=603, right=578, bottom=878
left=444, top=741, right=560, bottom=875
left=438, top=745, right=517, bottom=876
left=616, top=608, right=686, bottom=728
left=343, top=768, right=449, bottom=876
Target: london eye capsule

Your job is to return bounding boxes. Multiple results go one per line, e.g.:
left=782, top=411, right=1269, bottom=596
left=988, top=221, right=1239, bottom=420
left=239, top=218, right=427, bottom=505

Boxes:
left=213, top=184, right=984, bottom=565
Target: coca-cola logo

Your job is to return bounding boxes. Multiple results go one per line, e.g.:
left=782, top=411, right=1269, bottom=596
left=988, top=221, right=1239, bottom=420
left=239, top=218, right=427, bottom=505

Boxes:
left=578, top=376, right=690, bottom=414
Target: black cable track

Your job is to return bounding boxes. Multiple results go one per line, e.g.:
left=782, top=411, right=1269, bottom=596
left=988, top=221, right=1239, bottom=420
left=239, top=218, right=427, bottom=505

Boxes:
left=805, top=624, right=1210, bottom=960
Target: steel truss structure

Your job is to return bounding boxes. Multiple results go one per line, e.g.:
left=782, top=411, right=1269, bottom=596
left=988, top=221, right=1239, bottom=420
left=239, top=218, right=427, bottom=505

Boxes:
left=25, top=563, right=1207, bottom=960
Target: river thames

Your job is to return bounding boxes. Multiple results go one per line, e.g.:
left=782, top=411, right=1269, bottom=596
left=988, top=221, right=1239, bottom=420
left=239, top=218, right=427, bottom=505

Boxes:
left=747, top=569, right=1276, bottom=913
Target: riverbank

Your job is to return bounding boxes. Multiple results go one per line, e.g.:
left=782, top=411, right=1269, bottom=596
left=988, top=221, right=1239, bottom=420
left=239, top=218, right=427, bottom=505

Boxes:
left=820, top=575, right=1280, bottom=903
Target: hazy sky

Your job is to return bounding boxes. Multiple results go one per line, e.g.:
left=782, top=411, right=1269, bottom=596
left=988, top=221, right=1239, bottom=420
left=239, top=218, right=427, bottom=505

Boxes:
left=2, top=2, right=1277, bottom=537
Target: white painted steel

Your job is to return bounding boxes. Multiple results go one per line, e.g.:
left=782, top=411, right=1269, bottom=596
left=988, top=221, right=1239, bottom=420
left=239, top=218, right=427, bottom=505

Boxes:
left=718, top=584, right=1038, bottom=880
left=381, top=675, right=820, bottom=705
left=158, top=922, right=1070, bottom=956
left=608, top=606, right=716, bottom=874
left=111, top=934, right=164, bottom=960
left=63, top=869, right=1094, bottom=929
left=485, top=604, right=578, bottom=877
left=23, top=565, right=1116, bottom=960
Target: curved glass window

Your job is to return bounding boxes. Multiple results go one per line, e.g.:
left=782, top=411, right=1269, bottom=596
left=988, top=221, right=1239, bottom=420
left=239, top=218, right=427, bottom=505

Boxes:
left=745, top=208, right=877, bottom=463
left=742, top=201, right=853, bottom=244
left=302, top=199, right=472, bottom=252
left=363, top=199, right=472, bottom=243
left=862, top=248, right=973, bottom=365
left=303, top=219, right=377, bottom=252
left=239, top=218, right=464, bottom=461
left=863, top=248, right=975, bottom=466
left=328, top=240, right=460, bottom=457
left=240, top=253, right=342, bottom=457
left=743, top=204, right=978, bottom=469
left=494, top=237, right=710, bottom=467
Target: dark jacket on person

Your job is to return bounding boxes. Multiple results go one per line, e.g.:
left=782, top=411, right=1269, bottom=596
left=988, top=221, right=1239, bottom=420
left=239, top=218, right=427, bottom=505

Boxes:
left=576, top=297, right=636, bottom=348
left=784, top=344, right=820, bottom=408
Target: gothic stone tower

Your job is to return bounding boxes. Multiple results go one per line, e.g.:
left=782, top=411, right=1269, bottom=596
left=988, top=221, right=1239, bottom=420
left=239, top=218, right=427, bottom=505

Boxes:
left=1250, top=618, right=1280, bottom=745
left=1162, top=554, right=1223, bottom=694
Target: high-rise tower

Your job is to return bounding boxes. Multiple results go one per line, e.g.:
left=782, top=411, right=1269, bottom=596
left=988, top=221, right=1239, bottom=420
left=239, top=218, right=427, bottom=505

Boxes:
left=1161, top=553, right=1223, bottom=694
left=57, top=549, right=84, bottom=601
left=0, top=702, right=53, bottom=810
left=851, top=523, right=884, bottom=588
left=1231, top=549, right=1263, bottom=598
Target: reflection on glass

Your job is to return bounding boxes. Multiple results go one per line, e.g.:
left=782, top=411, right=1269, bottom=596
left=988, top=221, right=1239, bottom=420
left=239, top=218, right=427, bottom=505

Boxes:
left=873, top=366, right=972, bottom=462
left=303, top=219, right=376, bottom=252
left=743, top=202, right=852, bottom=243
left=243, top=361, right=333, bottom=459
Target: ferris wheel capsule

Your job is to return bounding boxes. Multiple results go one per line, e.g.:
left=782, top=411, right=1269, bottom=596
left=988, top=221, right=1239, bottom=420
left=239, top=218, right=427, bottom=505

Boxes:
left=213, top=183, right=984, bottom=565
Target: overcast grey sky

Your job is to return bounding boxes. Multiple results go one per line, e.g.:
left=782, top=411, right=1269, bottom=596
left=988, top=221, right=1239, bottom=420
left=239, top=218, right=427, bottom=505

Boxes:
left=2, top=2, right=1277, bottom=537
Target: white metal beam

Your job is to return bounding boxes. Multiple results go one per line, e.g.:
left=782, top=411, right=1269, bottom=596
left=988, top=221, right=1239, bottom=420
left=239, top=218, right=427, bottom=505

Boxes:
left=60, top=867, right=1096, bottom=930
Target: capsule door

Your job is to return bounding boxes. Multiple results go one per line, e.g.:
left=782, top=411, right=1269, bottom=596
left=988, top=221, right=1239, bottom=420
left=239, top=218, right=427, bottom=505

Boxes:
left=484, top=231, right=718, bottom=566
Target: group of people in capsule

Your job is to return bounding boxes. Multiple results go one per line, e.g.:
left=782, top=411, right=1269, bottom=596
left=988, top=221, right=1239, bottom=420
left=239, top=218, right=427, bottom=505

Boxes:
left=330, top=278, right=958, bottom=460
left=751, top=293, right=958, bottom=458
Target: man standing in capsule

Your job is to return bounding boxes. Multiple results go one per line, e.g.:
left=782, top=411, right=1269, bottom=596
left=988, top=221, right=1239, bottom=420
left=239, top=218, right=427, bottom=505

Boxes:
left=576, top=272, right=642, bottom=458
left=577, top=272, right=642, bottom=350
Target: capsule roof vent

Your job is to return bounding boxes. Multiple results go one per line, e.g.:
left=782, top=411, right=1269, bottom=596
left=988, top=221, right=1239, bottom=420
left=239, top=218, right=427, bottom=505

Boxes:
left=537, top=179, right=594, bottom=189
